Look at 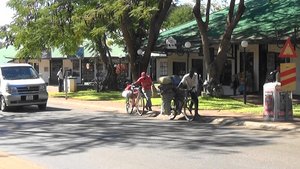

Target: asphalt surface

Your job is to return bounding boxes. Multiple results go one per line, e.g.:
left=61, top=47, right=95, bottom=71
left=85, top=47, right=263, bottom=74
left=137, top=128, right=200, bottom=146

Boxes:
left=0, top=86, right=299, bottom=168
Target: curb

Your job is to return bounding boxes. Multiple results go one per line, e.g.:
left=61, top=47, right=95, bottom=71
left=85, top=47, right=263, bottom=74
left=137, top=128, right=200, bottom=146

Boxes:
left=48, top=97, right=300, bottom=131
left=210, top=117, right=298, bottom=130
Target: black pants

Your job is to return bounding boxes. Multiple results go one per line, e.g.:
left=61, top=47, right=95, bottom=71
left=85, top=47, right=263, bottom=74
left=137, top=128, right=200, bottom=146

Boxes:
left=58, top=78, right=63, bottom=92
left=190, top=91, right=199, bottom=115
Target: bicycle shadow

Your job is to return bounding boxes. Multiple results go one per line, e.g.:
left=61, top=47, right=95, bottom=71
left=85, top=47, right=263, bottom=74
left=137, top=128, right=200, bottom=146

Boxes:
left=142, top=110, right=160, bottom=117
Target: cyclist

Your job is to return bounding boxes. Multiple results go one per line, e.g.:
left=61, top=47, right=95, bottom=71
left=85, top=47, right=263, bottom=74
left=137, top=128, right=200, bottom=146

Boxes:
left=177, top=68, right=200, bottom=120
left=133, top=72, right=153, bottom=111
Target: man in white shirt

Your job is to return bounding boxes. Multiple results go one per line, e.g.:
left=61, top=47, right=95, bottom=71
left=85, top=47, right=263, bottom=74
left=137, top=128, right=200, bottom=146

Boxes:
left=57, top=68, right=64, bottom=92
left=178, top=68, right=200, bottom=120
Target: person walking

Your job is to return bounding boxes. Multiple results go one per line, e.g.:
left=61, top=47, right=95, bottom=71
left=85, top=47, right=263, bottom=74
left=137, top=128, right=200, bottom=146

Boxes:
left=178, top=68, right=200, bottom=120
left=133, top=72, right=153, bottom=111
left=57, top=68, right=64, bottom=92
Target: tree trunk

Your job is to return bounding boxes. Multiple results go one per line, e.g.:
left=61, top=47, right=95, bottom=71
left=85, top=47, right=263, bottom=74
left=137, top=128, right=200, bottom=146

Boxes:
left=95, top=36, right=118, bottom=91
left=142, top=0, right=173, bottom=76
left=120, top=0, right=172, bottom=81
left=193, top=0, right=245, bottom=84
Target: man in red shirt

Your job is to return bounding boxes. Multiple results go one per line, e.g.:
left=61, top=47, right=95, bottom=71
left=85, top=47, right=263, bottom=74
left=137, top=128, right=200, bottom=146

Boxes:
left=133, top=72, right=153, bottom=111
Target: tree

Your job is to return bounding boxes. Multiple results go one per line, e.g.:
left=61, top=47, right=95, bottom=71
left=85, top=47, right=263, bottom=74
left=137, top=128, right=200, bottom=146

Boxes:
left=111, top=0, right=173, bottom=80
left=193, top=0, right=245, bottom=85
left=162, top=1, right=228, bottom=30
left=1, top=0, right=122, bottom=90
left=1, top=0, right=173, bottom=84
left=163, top=4, right=194, bottom=30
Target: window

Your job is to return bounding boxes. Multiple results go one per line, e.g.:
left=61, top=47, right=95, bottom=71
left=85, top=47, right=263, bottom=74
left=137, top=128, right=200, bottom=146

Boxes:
left=1, top=66, right=39, bottom=80
left=173, top=62, right=186, bottom=76
left=72, top=60, right=80, bottom=77
left=160, top=61, right=168, bottom=76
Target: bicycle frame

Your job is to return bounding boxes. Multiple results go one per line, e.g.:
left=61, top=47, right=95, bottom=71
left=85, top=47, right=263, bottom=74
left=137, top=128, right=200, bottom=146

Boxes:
left=125, top=85, right=146, bottom=115
left=169, top=88, right=196, bottom=121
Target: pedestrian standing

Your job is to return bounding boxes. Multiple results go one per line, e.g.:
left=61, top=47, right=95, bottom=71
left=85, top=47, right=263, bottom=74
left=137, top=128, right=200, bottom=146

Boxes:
left=133, top=72, right=153, bottom=111
left=57, top=68, right=64, bottom=92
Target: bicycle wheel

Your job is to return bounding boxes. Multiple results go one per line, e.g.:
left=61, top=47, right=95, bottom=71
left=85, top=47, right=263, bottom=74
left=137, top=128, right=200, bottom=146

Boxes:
left=183, top=98, right=195, bottom=122
left=125, top=98, right=134, bottom=114
left=136, top=96, right=145, bottom=116
left=169, top=99, right=178, bottom=120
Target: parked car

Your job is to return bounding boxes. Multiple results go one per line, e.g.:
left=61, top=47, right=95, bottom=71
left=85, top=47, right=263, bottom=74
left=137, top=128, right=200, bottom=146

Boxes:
left=0, top=63, right=48, bottom=111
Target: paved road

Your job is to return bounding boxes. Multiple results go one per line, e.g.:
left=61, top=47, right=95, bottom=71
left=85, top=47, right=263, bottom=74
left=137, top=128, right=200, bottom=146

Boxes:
left=0, top=98, right=299, bottom=169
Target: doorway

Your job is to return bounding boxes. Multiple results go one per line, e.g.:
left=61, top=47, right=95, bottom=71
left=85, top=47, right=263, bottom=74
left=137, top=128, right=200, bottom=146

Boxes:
left=173, top=62, right=186, bottom=77
left=50, top=59, right=63, bottom=85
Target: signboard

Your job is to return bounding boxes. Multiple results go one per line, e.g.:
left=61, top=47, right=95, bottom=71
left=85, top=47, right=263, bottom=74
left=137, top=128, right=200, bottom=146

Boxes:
left=165, top=37, right=177, bottom=50
left=280, top=63, right=296, bottom=91
left=76, top=47, right=84, bottom=58
left=279, top=37, right=297, bottom=58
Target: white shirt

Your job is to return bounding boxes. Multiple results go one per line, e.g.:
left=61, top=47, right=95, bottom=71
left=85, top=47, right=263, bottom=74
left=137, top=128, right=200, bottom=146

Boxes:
left=180, top=73, right=198, bottom=92
left=57, top=70, right=63, bottom=79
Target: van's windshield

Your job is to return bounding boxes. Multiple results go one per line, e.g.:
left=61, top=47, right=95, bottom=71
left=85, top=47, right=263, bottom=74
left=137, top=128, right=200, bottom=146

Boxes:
left=1, top=66, right=39, bottom=80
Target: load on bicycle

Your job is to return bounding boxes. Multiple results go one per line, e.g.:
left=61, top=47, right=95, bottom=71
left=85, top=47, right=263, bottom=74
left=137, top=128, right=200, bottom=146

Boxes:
left=122, top=82, right=144, bottom=115
left=158, top=69, right=200, bottom=121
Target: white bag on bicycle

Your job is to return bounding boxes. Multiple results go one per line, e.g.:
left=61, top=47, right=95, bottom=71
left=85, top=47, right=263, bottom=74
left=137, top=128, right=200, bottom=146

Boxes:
left=122, top=90, right=132, bottom=98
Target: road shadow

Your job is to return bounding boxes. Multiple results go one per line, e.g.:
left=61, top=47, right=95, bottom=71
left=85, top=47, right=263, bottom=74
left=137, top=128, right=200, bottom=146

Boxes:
left=2, top=106, right=71, bottom=113
left=0, top=109, right=296, bottom=157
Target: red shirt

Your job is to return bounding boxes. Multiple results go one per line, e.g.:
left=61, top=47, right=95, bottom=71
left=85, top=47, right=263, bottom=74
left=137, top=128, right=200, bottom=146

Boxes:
left=125, top=84, right=131, bottom=90
left=135, top=75, right=152, bottom=90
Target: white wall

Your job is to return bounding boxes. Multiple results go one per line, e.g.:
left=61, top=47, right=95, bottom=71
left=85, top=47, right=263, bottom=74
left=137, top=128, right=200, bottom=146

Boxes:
left=27, top=59, right=50, bottom=84
left=63, top=59, right=72, bottom=71
left=39, top=60, right=50, bottom=84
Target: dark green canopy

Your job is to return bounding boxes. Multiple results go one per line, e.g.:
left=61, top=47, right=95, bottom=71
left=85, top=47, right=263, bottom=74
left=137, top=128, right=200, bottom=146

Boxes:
left=157, top=0, right=300, bottom=46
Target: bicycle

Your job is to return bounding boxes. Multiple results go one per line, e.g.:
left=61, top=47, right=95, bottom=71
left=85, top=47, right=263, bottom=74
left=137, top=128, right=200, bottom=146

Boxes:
left=90, top=71, right=105, bottom=92
left=125, top=85, right=147, bottom=116
left=169, top=88, right=196, bottom=122
left=203, top=79, right=224, bottom=97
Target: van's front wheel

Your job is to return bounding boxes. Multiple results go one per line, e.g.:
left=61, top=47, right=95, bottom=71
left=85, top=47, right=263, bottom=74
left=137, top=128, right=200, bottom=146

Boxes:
left=38, top=103, right=47, bottom=111
left=0, top=96, right=8, bottom=112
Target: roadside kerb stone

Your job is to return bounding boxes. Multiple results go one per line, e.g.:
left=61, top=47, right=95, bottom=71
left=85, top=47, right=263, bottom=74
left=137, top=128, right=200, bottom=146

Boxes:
left=210, top=117, right=299, bottom=130
left=48, top=97, right=300, bottom=131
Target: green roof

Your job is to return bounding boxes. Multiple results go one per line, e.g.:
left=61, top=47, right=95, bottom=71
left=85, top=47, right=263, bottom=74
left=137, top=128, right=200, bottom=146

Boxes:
left=0, top=44, right=125, bottom=60
left=0, top=46, right=17, bottom=64
left=158, top=0, right=300, bottom=44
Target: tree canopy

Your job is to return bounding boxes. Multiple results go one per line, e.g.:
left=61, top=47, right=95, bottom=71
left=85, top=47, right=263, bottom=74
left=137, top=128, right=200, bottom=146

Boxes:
left=0, top=0, right=173, bottom=83
left=163, top=4, right=194, bottom=30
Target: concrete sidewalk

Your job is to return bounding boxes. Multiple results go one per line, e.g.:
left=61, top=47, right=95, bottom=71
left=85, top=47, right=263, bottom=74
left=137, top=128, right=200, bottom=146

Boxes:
left=0, top=151, right=45, bottom=169
left=47, top=85, right=300, bottom=131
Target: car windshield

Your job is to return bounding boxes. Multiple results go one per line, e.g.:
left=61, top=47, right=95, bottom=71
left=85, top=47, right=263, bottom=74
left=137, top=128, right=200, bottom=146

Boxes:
left=1, top=66, right=39, bottom=80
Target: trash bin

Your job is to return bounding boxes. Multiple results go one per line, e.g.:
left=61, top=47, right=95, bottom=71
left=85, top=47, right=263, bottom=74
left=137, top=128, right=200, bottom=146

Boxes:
left=263, top=82, right=293, bottom=121
left=67, top=76, right=77, bottom=92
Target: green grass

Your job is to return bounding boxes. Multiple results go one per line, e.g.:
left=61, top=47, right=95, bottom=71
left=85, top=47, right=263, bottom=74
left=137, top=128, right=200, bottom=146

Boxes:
left=49, top=90, right=123, bottom=101
left=49, top=90, right=300, bottom=117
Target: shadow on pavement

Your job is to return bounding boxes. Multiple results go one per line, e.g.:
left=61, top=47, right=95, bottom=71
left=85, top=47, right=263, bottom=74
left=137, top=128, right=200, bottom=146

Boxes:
left=0, top=110, right=294, bottom=157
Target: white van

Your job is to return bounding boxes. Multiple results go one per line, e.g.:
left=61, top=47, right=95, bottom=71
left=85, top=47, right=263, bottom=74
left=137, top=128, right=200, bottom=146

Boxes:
left=0, top=63, right=48, bottom=111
